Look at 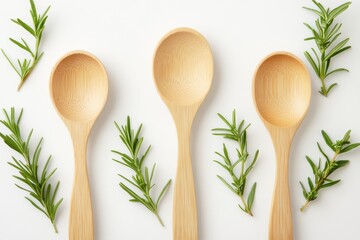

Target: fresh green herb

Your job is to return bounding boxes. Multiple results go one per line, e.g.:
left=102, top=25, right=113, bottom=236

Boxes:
left=300, top=130, right=360, bottom=211
left=0, top=108, right=63, bottom=233
left=212, top=110, right=259, bottom=216
left=112, top=116, right=171, bottom=226
left=1, top=0, right=50, bottom=91
left=303, top=0, right=351, bottom=97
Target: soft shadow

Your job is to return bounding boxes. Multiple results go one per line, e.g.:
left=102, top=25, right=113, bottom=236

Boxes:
left=289, top=87, right=318, bottom=240
left=191, top=39, right=222, bottom=240
left=87, top=61, right=120, bottom=240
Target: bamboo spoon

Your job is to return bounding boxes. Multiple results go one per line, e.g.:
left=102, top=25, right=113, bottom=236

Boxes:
left=50, top=51, right=108, bottom=240
left=153, top=28, right=213, bottom=240
left=253, top=52, right=311, bottom=240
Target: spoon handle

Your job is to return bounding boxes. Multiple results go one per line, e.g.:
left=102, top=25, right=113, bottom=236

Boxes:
left=269, top=130, right=293, bottom=240
left=173, top=122, right=197, bottom=240
left=69, top=126, right=93, bottom=240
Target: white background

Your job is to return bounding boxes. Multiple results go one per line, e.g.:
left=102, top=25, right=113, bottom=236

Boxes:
left=0, top=0, right=359, bottom=239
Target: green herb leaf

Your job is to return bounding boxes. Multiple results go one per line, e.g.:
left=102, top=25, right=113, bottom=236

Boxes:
left=303, top=0, right=351, bottom=96
left=319, top=179, right=341, bottom=189
left=300, top=130, right=359, bottom=212
left=340, top=143, right=360, bottom=153
left=247, top=183, right=257, bottom=212
left=1, top=0, right=51, bottom=91
left=322, top=130, right=335, bottom=151
left=0, top=108, right=62, bottom=233
left=112, top=116, right=171, bottom=226
left=212, top=109, right=259, bottom=216
left=306, top=156, right=317, bottom=176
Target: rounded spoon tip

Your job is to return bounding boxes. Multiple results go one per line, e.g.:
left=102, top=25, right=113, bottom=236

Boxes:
left=253, top=51, right=311, bottom=128
left=153, top=27, right=214, bottom=107
left=50, top=50, right=108, bottom=123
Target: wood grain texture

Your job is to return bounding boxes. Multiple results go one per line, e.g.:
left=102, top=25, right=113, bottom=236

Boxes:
left=253, top=52, right=311, bottom=240
left=50, top=51, right=108, bottom=240
left=153, top=28, right=213, bottom=240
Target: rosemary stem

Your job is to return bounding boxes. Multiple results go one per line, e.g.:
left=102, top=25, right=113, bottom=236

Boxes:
left=324, top=152, right=339, bottom=176
left=35, top=36, right=40, bottom=59
left=146, top=195, right=164, bottom=226
left=17, top=80, right=25, bottom=91
left=304, top=1, right=351, bottom=96
left=237, top=137, right=252, bottom=215
left=154, top=211, right=165, bottom=227
left=113, top=117, right=171, bottom=226
left=301, top=152, right=339, bottom=210
left=0, top=108, right=62, bottom=233
left=300, top=200, right=310, bottom=212
left=52, top=222, right=58, bottom=234
left=3, top=0, right=50, bottom=91
left=239, top=194, right=252, bottom=216
left=320, top=78, right=327, bottom=97
left=18, top=63, right=34, bottom=91
left=17, top=49, right=37, bottom=91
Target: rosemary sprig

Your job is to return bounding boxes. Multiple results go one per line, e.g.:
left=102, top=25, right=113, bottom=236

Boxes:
left=303, top=0, right=351, bottom=97
left=1, top=0, right=50, bottom=91
left=300, top=130, right=360, bottom=212
left=212, top=110, right=259, bottom=216
left=0, top=108, right=63, bottom=233
left=112, top=116, right=171, bottom=226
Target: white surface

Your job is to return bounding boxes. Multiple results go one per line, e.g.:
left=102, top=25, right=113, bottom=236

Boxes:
left=0, top=0, right=359, bottom=239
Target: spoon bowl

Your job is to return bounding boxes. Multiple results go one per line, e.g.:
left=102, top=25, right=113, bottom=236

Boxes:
left=50, top=51, right=108, bottom=240
left=254, top=53, right=311, bottom=127
left=253, top=52, right=311, bottom=240
left=154, top=28, right=213, bottom=106
left=51, top=52, right=108, bottom=122
left=153, top=28, right=213, bottom=240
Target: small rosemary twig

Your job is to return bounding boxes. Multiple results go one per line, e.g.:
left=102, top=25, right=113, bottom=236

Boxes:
left=112, top=116, right=171, bottom=226
left=0, top=108, right=63, bottom=233
left=303, top=0, right=351, bottom=97
left=300, top=130, right=360, bottom=212
left=212, top=110, right=259, bottom=216
left=1, top=0, right=50, bottom=91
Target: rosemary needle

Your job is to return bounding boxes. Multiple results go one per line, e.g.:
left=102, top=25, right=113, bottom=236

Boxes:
left=1, top=0, right=50, bottom=91
left=303, top=0, right=351, bottom=97
left=300, top=130, right=360, bottom=211
left=112, top=116, right=171, bottom=226
left=0, top=108, right=63, bottom=233
left=212, top=110, right=259, bottom=216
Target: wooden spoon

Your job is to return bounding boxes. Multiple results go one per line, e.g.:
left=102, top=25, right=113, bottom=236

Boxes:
left=153, top=28, right=213, bottom=240
left=253, top=52, right=311, bottom=240
left=50, top=51, right=108, bottom=240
